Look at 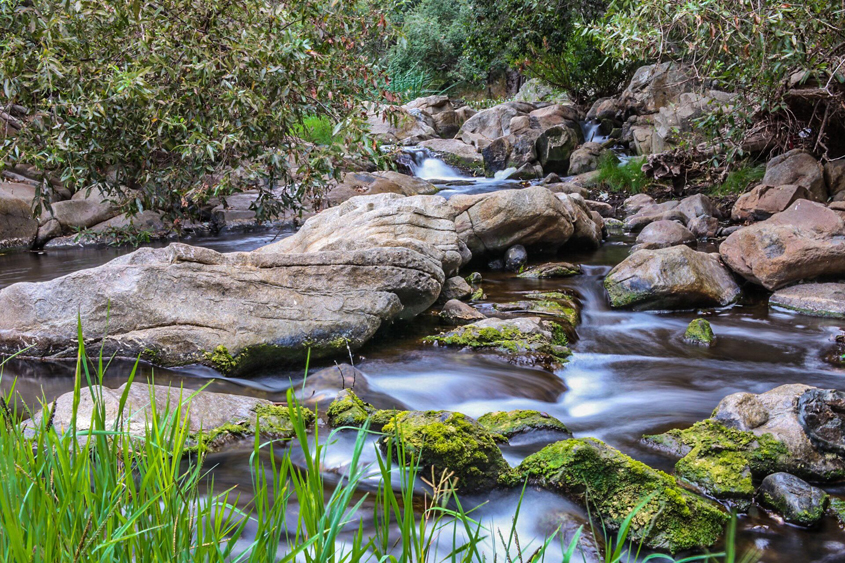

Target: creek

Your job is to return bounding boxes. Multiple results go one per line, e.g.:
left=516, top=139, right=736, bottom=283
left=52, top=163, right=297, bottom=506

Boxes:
left=1, top=157, right=844, bottom=561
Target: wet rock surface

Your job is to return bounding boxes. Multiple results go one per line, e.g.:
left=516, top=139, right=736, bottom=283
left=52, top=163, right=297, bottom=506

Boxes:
left=769, top=283, right=845, bottom=318
left=757, top=472, right=828, bottom=526
left=604, top=245, right=740, bottom=310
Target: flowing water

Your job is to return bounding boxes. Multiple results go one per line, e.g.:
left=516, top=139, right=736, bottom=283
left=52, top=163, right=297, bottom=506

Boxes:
left=2, top=161, right=845, bottom=561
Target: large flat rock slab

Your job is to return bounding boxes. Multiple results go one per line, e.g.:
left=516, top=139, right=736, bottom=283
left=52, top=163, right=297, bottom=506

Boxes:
left=770, top=283, right=845, bottom=318
left=0, top=243, right=444, bottom=373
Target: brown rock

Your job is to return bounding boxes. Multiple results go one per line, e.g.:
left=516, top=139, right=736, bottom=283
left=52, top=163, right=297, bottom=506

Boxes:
left=731, top=184, right=812, bottom=222
left=719, top=200, right=845, bottom=290
left=763, top=150, right=827, bottom=202
left=632, top=220, right=695, bottom=252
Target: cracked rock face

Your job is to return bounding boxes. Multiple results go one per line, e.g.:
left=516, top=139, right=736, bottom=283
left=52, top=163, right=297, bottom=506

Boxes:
left=450, top=186, right=582, bottom=256
left=260, top=193, right=469, bottom=277
left=0, top=243, right=444, bottom=372
left=798, top=389, right=845, bottom=456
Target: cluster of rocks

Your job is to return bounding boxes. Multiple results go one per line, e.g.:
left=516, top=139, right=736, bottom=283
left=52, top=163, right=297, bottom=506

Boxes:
left=0, top=174, right=299, bottom=251
left=0, top=186, right=602, bottom=374
left=645, top=385, right=845, bottom=526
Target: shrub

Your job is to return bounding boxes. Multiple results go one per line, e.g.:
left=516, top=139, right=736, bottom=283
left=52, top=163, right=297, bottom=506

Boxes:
left=0, top=0, right=391, bottom=223
left=596, top=153, right=649, bottom=193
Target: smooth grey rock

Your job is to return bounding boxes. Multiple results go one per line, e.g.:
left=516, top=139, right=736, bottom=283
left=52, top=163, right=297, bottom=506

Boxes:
left=440, top=299, right=486, bottom=324
left=439, top=276, right=473, bottom=302
left=632, top=220, right=695, bottom=252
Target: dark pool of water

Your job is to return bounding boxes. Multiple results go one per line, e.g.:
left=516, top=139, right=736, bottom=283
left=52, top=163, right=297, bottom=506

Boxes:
left=2, top=228, right=845, bottom=561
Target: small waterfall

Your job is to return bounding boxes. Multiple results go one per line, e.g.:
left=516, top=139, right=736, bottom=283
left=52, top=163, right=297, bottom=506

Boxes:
left=403, top=147, right=469, bottom=181
left=579, top=120, right=610, bottom=144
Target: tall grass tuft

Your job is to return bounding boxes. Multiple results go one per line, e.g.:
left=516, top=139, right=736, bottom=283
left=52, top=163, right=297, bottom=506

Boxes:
left=595, top=153, right=650, bottom=194
left=711, top=164, right=765, bottom=196
left=0, top=328, right=748, bottom=562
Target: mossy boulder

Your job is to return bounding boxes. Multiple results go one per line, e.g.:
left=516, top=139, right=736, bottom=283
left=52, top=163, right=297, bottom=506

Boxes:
left=325, top=389, right=402, bottom=430
left=423, top=317, right=571, bottom=369
left=478, top=410, right=572, bottom=443
left=190, top=403, right=316, bottom=453
left=517, top=262, right=582, bottom=279
left=380, top=410, right=511, bottom=493
left=493, top=299, right=580, bottom=329
left=757, top=472, right=829, bottom=526
left=644, top=419, right=791, bottom=503
left=515, top=438, right=728, bottom=553
left=684, top=318, right=714, bottom=346
left=830, top=498, right=845, bottom=527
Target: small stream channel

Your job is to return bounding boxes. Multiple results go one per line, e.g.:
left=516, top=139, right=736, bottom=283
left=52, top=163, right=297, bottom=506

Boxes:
left=1, top=155, right=844, bottom=561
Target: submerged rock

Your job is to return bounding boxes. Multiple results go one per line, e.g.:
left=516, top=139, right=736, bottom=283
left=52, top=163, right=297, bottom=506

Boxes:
left=719, top=200, right=845, bottom=290
left=684, top=318, right=715, bottom=346
left=0, top=243, right=443, bottom=372
left=515, top=438, right=728, bottom=553
left=517, top=262, right=582, bottom=279
left=757, top=472, right=828, bottom=526
left=22, top=382, right=310, bottom=453
left=325, top=389, right=401, bottom=430
left=477, top=410, right=571, bottom=443
left=380, top=410, right=510, bottom=493
left=423, top=317, right=571, bottom=369
left=769, top=283, right=845, bottom=319
left=604, top=245, right=740, bottom=310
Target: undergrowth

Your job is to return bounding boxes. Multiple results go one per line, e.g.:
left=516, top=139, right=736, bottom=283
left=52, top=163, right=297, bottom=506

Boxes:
left=0, top=325, right=750, bottom=562
left=595, top=153, right=649, bottom=194
left=293, top=115, right=336, bottom=146
left=710, top=164, right=765, bottom=196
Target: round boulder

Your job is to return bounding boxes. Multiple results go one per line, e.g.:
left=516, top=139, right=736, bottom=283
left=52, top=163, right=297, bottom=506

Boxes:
left=757, top=472, right=828, bottom=526
left=632, top=220, right=695, bottom=252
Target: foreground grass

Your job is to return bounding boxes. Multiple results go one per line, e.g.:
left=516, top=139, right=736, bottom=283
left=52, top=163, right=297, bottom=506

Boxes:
left=0, top=334, right=745, bottom=562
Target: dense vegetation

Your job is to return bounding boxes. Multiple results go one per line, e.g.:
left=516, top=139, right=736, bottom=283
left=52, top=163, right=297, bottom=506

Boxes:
left=0, top=0, right=391, bottom=222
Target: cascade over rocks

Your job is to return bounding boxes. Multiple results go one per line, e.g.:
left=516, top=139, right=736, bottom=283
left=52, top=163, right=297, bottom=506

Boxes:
left=719, top=200, right=845, bottom=290
left=604, top=245, right=740, bottom=309
left=0, top=243, right=443, bottom=372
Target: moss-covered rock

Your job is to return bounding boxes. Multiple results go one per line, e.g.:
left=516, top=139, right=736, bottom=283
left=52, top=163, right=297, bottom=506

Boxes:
left=684, top=318, right=715, bottom=346
left=380, top=410, right=511, bottom=493
left=493, top=300, right=580, bottom=328
left=325, top=389, right=402, bottom=430
left=189, top=403, right=316, bottom=454
left=478, top=410, right=572, bottom=443
left=517, top=262, right=582, bottom=279
left=829, top=498, right=845, bottom=527
left=757, top=472, right=828, bottom=526
left=644, top=419, right=791, bottom=503
left=423, top=317, right=571, bottom=369
left=515, top=438, right=728, bottom=553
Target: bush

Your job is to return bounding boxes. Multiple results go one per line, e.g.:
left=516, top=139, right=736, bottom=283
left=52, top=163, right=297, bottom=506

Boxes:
left=0, top=0, right=390, bottom=223
left=590, top=0, right=845, bottom=161
left=596, top=153, right=649, bottom=193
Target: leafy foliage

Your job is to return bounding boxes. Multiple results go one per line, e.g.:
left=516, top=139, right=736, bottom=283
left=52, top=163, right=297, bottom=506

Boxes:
left=711, top=164, right=765, bottom=196
left=0, top=0, right=391, bottom=223
left=386, top=0, right=481, bottom=92
left=591, top=0, right=845, bottom=160
left=596, top=154, right=649, bottom=194
left=463, top=0, right=636, bottom=102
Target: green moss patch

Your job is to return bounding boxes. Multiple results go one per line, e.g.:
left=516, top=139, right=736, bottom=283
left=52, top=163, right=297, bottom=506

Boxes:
left=325, top=389, right=401, bottom=430
left=830, top=498, right=845, bottom=527
left=515, top=438, right=728, bottom=553
left=188, top=403, right=316, bottom=454
left=684, top=318, right=715, bottom=346
left=645, top=420, right=790, bottom=502
left=478, top=410, right=571, bottom=443
left=380, top=410, right=511, bottom=493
